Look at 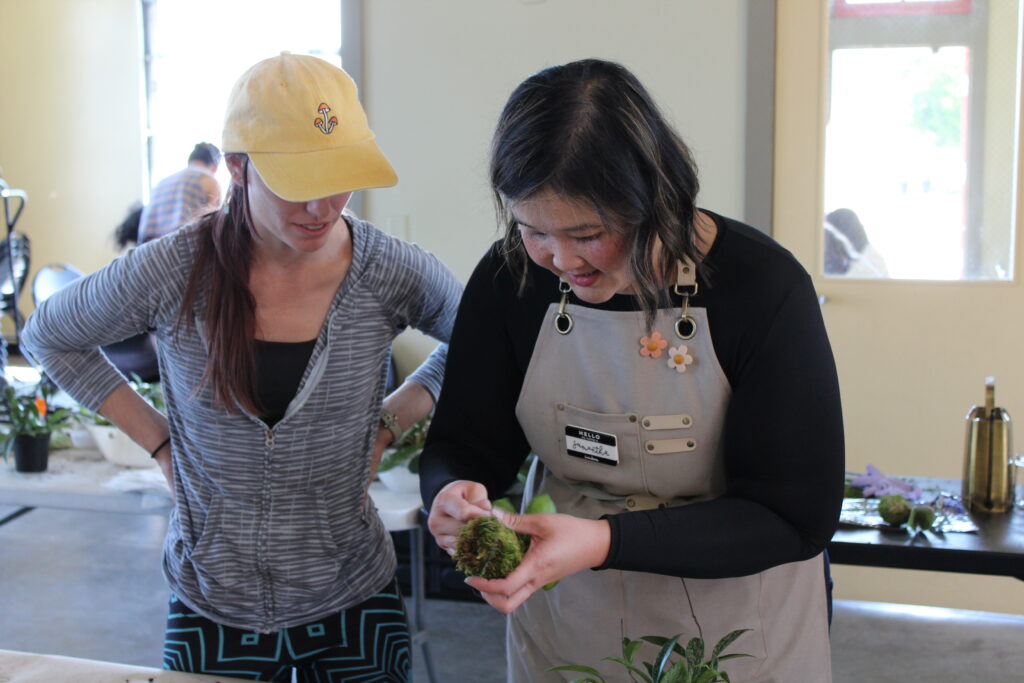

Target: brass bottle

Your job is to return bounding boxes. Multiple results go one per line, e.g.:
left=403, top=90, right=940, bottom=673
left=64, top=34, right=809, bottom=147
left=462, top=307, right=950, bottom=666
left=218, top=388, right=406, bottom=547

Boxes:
left=962, top=377, right=1014, bottom=513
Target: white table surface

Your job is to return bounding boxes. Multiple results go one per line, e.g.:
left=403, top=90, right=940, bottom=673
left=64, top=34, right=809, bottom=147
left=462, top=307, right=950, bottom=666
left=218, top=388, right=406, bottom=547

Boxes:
left=0, top=447, right=424, bottom=531
left=0, top=648, right=249, bottom=682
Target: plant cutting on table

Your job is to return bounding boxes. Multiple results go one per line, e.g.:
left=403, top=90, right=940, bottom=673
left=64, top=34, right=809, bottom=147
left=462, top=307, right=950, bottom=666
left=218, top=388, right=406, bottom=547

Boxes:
left=841, top=465, right=976, bottom=534
left=376, top=415, right=431, bottom=492
left=377, top=414, right=430, bottom=475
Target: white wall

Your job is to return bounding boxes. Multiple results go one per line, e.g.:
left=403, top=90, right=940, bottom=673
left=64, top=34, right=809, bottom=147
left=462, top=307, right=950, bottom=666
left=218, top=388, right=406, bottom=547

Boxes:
left=358, top=0, right=749, bottom=369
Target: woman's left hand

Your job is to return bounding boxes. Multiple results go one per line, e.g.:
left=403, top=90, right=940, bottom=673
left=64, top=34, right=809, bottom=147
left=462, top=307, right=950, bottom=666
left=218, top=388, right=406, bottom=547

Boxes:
left=465, top=507, right=611, bottom=614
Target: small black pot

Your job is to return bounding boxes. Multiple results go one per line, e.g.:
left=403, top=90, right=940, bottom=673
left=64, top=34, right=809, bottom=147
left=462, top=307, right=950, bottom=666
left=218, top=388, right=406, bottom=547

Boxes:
left=13, top=432, right=51, bottom=473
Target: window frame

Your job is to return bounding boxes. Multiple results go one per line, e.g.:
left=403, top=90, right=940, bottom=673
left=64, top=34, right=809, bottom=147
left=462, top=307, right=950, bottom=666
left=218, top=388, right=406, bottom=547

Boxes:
left=832, top=0, right=972, bottom=19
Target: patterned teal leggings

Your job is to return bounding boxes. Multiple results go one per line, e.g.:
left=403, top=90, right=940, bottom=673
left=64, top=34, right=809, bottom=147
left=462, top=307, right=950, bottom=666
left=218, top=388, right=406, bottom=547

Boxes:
left=163, top=578, right=410, bottom=682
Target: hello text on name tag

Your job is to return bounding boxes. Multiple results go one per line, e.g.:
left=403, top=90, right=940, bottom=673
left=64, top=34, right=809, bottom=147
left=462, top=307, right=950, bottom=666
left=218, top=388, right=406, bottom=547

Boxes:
left=564, top=424, right=619, bottom=466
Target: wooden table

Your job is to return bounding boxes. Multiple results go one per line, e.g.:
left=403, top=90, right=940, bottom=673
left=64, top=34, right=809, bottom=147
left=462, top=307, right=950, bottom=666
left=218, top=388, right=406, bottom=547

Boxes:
left=828, top=476, right=1024, bottom=580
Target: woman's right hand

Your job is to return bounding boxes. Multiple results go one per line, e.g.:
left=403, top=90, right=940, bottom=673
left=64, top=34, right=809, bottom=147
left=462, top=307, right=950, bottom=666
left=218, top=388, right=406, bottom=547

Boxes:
left=427, top=480, right=492, bottom=556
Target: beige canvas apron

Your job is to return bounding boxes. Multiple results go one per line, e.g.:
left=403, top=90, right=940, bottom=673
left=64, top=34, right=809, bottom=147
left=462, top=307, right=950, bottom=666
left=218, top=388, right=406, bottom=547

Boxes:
left=510, top=300, right=831, bottom=683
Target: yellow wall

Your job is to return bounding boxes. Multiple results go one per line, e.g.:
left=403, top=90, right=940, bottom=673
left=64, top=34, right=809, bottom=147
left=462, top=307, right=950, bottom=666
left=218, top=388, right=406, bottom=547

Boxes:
left=0, top=0, right=145, bottom=327
left=775, top=0, right=1023, bottom=616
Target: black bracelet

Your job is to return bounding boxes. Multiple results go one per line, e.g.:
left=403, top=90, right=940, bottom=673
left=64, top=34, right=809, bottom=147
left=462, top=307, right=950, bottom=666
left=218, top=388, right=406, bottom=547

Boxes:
left=150, top=436, right=171, bottom=459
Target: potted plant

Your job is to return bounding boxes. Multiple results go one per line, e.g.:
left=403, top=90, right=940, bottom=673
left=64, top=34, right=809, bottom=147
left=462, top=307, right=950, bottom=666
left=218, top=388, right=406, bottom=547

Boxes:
left=551, top=628, right=751, bottom=683
left=77, top=374, right=164, bottom=468
left=377, top=415, right=430, bottom=493
left=0, top=376, right=72, bottom=472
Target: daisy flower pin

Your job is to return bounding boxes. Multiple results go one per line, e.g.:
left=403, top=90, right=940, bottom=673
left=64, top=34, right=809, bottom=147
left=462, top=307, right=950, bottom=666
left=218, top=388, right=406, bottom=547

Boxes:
left=667, top=345, right=694, bottom=372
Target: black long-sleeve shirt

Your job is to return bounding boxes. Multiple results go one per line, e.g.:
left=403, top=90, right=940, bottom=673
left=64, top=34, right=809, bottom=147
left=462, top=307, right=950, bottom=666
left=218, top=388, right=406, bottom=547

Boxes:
left=421, top=211, right=845, bottom=578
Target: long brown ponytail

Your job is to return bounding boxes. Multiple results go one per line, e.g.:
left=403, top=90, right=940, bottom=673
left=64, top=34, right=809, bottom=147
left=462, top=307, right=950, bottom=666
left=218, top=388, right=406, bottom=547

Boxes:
left=176, top=155, right=261, bottom=414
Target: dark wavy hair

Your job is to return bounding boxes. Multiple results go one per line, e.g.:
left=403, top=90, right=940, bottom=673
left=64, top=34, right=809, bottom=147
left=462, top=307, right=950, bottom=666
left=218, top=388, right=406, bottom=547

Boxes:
left=490, top=59, right=701, bottom=327
left=176, top=153, right=259, bottom=414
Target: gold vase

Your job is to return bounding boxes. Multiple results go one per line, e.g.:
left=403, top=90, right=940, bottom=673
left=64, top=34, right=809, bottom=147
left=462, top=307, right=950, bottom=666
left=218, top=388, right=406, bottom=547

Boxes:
left=962, top=377, right=1014, bottom=513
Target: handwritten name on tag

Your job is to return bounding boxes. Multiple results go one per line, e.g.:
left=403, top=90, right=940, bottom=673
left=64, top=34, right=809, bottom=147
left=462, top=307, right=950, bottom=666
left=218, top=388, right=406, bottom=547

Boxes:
left=564, top=424, right=619, bottom=466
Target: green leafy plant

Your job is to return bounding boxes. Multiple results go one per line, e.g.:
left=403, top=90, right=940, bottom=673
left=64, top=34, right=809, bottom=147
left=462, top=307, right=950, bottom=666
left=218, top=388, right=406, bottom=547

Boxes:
left=377, top=415, right=430, bottom=474
left=130, top=373, right=165, bottom=412
left=0, top=377, right=73, bottom=461
left=551, top=629, right=752, bottom=683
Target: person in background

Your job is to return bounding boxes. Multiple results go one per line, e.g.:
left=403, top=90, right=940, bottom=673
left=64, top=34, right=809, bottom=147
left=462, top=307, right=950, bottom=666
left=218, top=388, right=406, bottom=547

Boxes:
left=421, top=59, right=844, bottom=682
left=824, top=207, right=888, bottom=278
left=137, top=142, right=222, bottom=244
left=823, top=219, right=853, bottom=276
left=23, top=53, right=462, bottom=681
left=113, top=202, right=144, bottom=251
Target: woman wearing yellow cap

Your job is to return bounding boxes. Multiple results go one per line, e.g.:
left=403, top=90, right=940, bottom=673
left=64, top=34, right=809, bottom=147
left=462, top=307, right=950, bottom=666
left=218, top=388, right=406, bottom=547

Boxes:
left=22, top=53, right=462, bottom=680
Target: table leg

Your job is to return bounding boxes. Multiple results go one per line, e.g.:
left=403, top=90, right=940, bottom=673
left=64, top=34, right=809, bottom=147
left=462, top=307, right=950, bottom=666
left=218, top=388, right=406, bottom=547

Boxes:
left=409, top=525, right=437, bottom=683
left=0, top=505, right=33, bottom=527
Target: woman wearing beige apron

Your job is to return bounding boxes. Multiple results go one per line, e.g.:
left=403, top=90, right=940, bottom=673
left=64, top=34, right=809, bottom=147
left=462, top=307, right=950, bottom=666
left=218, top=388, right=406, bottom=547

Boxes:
left=421, top=59, right=844, bottom=683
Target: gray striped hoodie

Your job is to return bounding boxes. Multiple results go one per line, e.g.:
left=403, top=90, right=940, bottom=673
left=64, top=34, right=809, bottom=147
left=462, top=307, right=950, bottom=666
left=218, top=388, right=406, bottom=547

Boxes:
left=21, top=217, right=463, bottom=632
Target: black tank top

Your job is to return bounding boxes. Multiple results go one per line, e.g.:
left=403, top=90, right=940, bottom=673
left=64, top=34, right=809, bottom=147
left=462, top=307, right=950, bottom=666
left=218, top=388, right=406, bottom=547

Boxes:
left=254, top=338, right=317, bottom=427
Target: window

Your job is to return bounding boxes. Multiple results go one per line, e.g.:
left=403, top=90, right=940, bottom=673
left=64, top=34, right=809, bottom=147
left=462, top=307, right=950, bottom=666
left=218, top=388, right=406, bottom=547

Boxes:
left=823, top=0, right=1018, bottom=280
left=141, top=0, right=344, bottom=195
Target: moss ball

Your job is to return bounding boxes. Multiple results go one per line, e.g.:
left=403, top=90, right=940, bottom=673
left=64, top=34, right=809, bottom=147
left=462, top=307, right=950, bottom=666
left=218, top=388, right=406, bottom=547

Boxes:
left=909, top=505, right=937, bottom=531
left=878, top=494, right=911, bottom=526
left=454, top=516, right=524, bottom=579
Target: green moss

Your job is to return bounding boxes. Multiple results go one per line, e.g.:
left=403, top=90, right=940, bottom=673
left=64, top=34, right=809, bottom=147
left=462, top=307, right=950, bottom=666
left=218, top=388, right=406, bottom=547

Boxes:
left=454, top=516, right=524, bottom=579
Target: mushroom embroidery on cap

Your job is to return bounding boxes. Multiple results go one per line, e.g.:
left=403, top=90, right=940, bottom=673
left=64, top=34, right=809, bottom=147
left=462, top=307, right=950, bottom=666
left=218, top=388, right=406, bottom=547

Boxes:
left=667, top=345, right=694, bottom=373
left=639, top=331, right=668, bottom=358
left=314, top=103, right=338, bottom=134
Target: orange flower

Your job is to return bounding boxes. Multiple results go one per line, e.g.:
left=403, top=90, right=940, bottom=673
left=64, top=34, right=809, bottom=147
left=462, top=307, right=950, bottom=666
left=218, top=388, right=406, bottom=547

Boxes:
left=639, top=331, right=668, bottom=358
left=34, top=397, right=47, bottom=418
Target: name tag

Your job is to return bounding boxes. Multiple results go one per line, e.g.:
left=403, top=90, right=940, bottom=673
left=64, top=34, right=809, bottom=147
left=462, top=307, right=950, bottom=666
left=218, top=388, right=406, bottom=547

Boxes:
left=564, top=424, right=619, bottom=466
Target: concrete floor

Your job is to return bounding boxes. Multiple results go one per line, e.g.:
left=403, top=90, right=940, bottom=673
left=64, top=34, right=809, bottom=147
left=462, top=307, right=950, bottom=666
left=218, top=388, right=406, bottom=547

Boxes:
left=1, top=504, right=1022, bottom=682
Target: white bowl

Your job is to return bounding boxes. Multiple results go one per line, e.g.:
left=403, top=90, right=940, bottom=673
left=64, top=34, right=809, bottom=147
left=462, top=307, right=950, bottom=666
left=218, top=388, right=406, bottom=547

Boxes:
left=377, top=466, right=420, bottom=493
left=86, top=424, right=157, bottom=468
left=68, top=427, right=98, bottom=450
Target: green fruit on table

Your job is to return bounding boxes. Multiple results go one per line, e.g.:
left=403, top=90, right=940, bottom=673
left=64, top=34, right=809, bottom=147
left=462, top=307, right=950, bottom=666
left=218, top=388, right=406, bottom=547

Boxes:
left=491, top=497, right=517, bottom=514
left=908, top=505, right=937, bottom=531
left=844, top=483, right=865, bottom=498
left=525, top=493, right=557, bottom=514
left=524, top=494, right=559, bottom=590
left=878, top=494, right=911, bottom=526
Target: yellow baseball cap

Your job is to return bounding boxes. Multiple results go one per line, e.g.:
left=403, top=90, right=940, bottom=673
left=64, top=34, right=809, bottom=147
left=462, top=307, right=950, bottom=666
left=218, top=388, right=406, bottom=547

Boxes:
left=222, top=52, right=397, bottom=201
